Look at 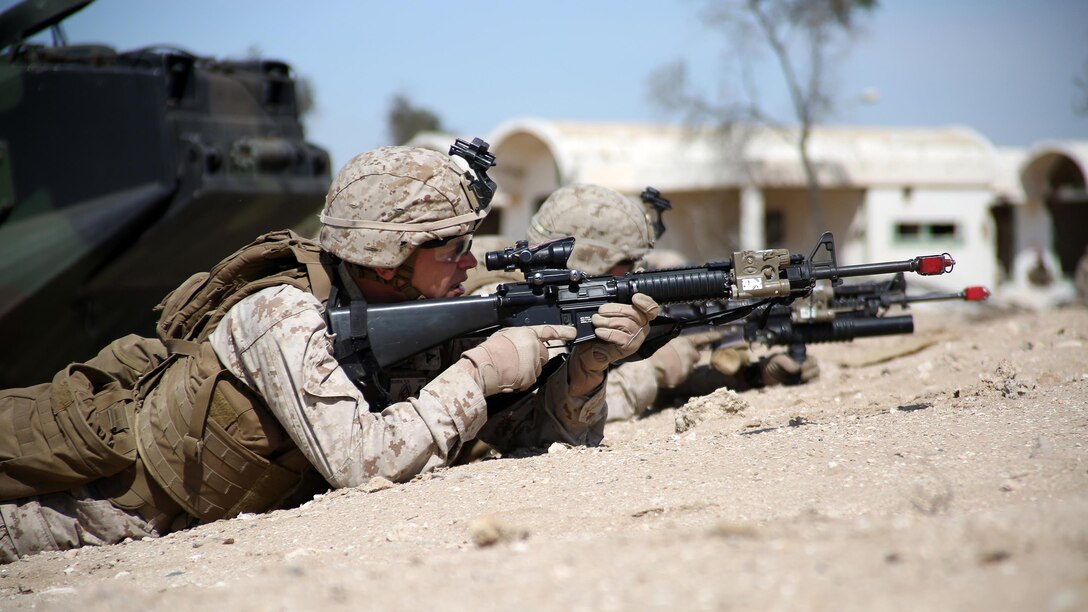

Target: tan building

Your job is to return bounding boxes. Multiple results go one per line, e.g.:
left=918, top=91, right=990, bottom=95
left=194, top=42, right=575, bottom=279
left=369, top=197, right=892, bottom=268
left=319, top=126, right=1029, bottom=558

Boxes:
left=410, top=120, right=1087, bottom=295
left=1012, top=141, right=1088, bottom=291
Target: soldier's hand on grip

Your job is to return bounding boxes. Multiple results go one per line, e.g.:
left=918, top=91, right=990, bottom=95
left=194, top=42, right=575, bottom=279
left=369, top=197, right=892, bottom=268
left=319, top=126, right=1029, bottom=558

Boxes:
left=570, top=293, right=661, bottom=383
left=589, top=293, right=660, bottom=362
left=460, top=325, right=576, bottom=395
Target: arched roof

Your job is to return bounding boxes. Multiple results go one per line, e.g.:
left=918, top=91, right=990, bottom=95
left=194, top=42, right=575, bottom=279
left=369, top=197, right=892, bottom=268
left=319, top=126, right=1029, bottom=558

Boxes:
left=488, top=119, right=1003, bottom=191
left=488, top=119, right=742, bottom=192
left=1019, top=140, right=1088, bottom=202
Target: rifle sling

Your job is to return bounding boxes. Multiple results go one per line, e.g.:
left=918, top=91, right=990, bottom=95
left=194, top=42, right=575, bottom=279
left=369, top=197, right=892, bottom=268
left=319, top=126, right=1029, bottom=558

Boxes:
left=327, top=260, right=395, bottom=412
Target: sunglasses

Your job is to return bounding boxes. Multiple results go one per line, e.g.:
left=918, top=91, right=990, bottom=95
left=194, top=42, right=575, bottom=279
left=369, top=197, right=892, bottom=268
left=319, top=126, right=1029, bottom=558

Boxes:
left=422, top=235, right=474, bottom=262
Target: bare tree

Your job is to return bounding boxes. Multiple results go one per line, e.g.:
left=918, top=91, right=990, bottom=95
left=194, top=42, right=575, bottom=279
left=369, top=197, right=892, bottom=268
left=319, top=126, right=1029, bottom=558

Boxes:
left=650, top=0, right=877, bottom=235
left=387, top=94, right=445, bottom=146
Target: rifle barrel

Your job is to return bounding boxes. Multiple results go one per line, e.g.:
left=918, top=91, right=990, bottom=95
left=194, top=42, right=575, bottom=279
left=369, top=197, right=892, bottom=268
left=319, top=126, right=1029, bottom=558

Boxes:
left=905, top=292, right=965, bottom=303
left=822, top=260, right=918, bottom=278
left=819, top=254, right=954, bottom=280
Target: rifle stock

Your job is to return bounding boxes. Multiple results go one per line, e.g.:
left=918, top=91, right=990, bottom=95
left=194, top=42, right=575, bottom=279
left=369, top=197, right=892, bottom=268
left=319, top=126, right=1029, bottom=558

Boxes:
left=364, top=296, right=503, bottom=368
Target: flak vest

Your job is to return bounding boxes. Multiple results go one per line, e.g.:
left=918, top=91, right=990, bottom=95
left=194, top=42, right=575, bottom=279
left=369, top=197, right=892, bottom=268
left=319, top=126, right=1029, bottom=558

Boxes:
left=126, top=230, right=336, bottom=525
left=1, top=231, right=334, bottom=527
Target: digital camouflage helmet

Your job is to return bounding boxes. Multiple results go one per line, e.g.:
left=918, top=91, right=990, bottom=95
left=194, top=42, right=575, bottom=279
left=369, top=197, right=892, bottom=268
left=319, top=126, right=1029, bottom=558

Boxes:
left=319, top=146, right=491, bottom=269
left=527, top=184, right=655, bottom=276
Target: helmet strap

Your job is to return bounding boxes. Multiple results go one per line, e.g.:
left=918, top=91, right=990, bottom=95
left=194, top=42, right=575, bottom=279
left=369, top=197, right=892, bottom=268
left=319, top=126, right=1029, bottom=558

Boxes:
left=391, top=251, right=424, bottom=301
left=348, top=251, right=423, bottom=301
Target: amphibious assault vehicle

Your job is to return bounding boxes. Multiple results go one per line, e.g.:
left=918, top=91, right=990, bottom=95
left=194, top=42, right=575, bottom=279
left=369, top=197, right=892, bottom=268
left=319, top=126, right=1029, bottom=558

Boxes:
left=0, top=0, right=331, bottom=386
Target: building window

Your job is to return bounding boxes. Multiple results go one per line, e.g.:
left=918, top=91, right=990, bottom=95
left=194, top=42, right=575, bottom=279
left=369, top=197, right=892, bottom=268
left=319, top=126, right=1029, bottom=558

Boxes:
left=894, top=222, right=960, bottom=243
left=930, top=223, right=957, bottom=239
left=896, top=223, right=921, bottom=239
left=764, top=211, right=785, bottom=246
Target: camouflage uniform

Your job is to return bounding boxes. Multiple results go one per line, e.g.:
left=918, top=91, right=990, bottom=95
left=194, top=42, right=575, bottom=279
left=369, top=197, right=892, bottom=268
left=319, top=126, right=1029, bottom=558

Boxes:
left=208, top=283, right=605, bottom=488
left=464, top=185, right=669, bottom=422
left=1, top=489, right=160, bottom=562
left=529, top=185, right=679, bottom=422
left=2, top=146, right=614, bottom=562
left=464, top=184, right=817, bottom=425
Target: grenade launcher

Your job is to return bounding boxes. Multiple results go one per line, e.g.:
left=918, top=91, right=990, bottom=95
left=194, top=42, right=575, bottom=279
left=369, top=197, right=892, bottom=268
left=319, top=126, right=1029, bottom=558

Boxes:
left=664, top=272, right=990, bottom=364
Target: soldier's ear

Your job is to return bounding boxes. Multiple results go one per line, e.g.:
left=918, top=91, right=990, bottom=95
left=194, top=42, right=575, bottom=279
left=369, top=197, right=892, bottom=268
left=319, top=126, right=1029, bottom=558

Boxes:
left=374, top=267, right=397, bottom=280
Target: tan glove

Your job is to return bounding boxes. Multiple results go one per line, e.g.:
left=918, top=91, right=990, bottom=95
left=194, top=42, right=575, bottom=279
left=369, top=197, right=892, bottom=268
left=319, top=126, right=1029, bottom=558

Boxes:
left=650, top=331, right=723, bottom=389
left=760, top=352, right=820, bottom=386
left=460, top=325, right=577, bottom=395
left=569, top=293, right=660, bottom=394
left=710, top=346, right=751, bottom=376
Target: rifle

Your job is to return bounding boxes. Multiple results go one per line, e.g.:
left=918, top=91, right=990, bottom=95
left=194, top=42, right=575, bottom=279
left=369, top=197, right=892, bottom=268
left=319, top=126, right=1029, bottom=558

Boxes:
left=799, top=271, right=991, bottom=318
left=664, top=273, right=990, bottom=364
left=326, top=232, right=955, bottom=372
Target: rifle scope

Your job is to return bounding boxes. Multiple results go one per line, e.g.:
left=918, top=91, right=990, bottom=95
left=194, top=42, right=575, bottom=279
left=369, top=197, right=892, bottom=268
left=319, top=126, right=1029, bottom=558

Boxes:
left=485, top=237, right=574, bottom=274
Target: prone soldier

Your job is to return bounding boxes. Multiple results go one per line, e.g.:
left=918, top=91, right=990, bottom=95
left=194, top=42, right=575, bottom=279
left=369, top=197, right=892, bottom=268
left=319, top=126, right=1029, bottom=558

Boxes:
left=0, top=143, right=660, bottom=562
left=462, top=184, right=818, bottom=424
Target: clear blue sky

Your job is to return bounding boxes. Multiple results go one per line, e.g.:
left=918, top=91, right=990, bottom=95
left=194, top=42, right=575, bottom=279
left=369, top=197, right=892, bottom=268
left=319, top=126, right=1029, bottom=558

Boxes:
left=14, top=0, right=1088, bottom=172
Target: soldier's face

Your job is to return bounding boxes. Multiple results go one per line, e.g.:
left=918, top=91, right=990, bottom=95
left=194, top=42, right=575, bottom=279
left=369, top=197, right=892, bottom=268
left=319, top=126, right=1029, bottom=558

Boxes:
left=609, top=260, right=636, bottom=276
left=411, top=246, right=478, bottom=298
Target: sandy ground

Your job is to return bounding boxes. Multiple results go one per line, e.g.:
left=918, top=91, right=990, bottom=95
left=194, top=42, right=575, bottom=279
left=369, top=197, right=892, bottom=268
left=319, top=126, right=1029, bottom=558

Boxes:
left=2, top=304, right=1086, bottom=612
